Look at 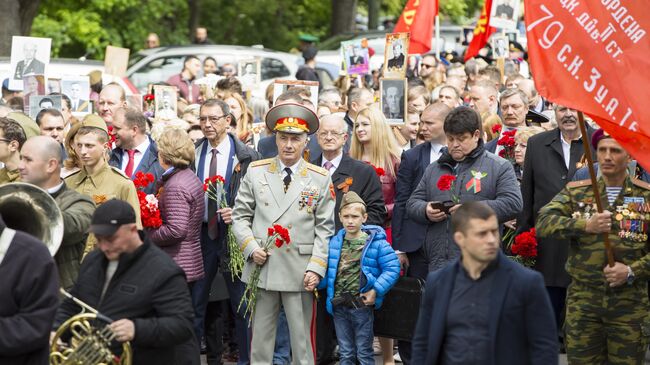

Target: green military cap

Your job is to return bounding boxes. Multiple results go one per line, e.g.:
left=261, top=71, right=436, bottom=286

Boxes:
left=80, top=114, right=108, bottom=134
left=340, top=191, right=366, bottom=211
left=299, top=34, right=319, bottom=43
left=6, top=112, right=40, bottom=139
left=265, top=102, right=319, bottom=135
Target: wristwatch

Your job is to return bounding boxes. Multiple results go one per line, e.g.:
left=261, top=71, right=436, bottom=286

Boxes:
left=626, top=265, right=635, bottom=285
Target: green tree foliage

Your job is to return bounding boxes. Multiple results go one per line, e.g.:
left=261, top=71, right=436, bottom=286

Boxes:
left=198, top=0, right=331, bottom=51
left=31, top=0, right=189, bottom=59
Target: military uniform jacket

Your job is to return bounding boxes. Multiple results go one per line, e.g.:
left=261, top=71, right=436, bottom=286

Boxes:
left=232, top=157, right=335, bottom=291
left=65, top=162, right=142, bottom=228
left=537, top=176, right=650, bottom=286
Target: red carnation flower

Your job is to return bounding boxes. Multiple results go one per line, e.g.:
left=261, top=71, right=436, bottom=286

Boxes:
left=275, top=238, right=283, bottom=248
left=268, top=227, right=275, bottom=236
left=491, top=124, right=502, bottom=134
left=437, top=174, right=456, bottom=191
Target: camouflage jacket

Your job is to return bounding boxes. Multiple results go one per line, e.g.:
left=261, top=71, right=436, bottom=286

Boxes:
left=537, top=176, right=650, bottom=286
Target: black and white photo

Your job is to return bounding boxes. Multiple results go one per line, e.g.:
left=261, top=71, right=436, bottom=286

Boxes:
left=492, top=35, right=509, bottom=59
left=380, top=78, right=407, bottom=125
left=28, top=95, right=62, bottom=120
left=61, top=76, right=91, bottom=114
left=383, top=32, right=410, bottom=79
left=490, top=0, right=520, bottom=30
left=238, top=59, right=261, bottom=90
left=9, top=36, right=51, bottom=90
left=154, top=85, right=178, bottom=120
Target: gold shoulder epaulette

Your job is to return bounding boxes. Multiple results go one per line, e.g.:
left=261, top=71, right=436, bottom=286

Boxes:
left=306, top=163, right=328, bottom=176
left=631, top=178, right=650, bottom=190
left=110, top=166, right=130, bottom=179
left=250, top=158, right=273, bottom=168
left=566, top=179, right=591, bottom=189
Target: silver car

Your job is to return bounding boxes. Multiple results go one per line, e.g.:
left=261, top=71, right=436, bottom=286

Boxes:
left=126, top=45, right=300, bottom=97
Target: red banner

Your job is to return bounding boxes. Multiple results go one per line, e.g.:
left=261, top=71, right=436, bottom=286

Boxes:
left=394, top=0, right=438, bottom=55
left=524, top=1, right=650, bottom=170
left=464, top=0, right=496, bottom=61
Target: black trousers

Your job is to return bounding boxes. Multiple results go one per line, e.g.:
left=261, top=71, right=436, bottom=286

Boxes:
left=315, top=288, right=337, bottom=364
left=397, top=249, right=429, bottom=365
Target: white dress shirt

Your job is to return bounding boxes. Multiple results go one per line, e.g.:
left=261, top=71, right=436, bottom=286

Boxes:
left=120, top=137, right=151, bottom=172
left=321, top=153, right=343, bottom=174
left=430, top=142, right=445, bottom=164
left=202, top=137, right=232, bottom=222
left=560, top=133, right=572, bottom=170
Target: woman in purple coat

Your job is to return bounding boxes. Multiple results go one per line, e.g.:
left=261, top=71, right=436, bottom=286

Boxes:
left=149, top=128, right=205, bottom=288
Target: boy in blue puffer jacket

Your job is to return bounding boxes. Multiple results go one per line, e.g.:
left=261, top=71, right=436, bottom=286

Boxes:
left=318, top=191, right=400, bottom=365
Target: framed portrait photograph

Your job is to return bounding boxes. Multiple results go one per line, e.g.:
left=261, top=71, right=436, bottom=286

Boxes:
left=28, top=95, right=62, bottom=120
left=272, top=79, right=319, bottom=109
left=380, top=78, right=408, bottom=125
left=22, top=74, right=45, bottom=113
left=47, top=78, right=61, bottom=94
left=383, top=33, right=410, bottom=79
left=61, top=76, right=92, bottom=115
left=341, top=39, right=370, bottom=75
left=489, top=0, right=520, bottom=31
left=153, top=85, right=178, bottom=121
left=9, top=36, right=51, bottom=90
left=491, top=35, right=509, bottom=59
left=237, top=59, right=261, bottom=91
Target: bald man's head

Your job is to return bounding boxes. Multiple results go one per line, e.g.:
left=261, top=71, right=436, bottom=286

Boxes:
left=19, top=136, right=63, bottom=188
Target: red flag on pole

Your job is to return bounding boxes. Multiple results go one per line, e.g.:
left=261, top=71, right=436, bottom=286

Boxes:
left=394, top=0, right=438, bottom=55
left=464, top=0, right=496, bottom=61
left=524, top=1, right=650, bottom=170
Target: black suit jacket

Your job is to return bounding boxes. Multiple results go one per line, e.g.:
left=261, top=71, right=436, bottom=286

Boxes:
left=517, top=127, right=593, bottom=287
left=392, top=142, right=432, bottom=253
left=485, top=138, right=497, bottom=154
left=257, top=134, right=322, bottom=160
left=312, top=154, right=385, bottom=231
left=109, top=137, right=164, bottom=195
left=14, top=58, right=46, bottom=79
left=387, top=54, right=405, bottom=70
left=411, top=253, right=558, bottom=365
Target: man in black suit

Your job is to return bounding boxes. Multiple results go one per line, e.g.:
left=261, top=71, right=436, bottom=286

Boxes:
left=412, top=202, right=558, bottom=365
left=392, top=102, right=450, bottom=363
left=68, top=82, right=89, bottom=112
left=13, top=43, right=45, bottom=80
left=517, top=104, right=593, bottom=342
left=311, top=113, right=385, bottom=364
left=108, top=107, right=164, bottom=194
left=495, top=0, right=515, bottom=19
left=349, top=47, right=364, bottom=66
left=387, top=40, right=405, bottom=70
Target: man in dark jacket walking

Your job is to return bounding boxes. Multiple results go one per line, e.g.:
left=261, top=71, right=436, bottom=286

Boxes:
left=53, top=199, right=196, bottom=364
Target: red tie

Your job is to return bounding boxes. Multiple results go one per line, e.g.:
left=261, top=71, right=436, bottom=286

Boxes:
left=125, top=149, right=136, bottom=178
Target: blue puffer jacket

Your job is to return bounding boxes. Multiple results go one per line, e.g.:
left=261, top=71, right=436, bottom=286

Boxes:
left=319, top=225, right=401, bottom=315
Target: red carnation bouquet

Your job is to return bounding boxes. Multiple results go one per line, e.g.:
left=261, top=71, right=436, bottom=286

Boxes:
left=133, top=172, right=162, bottom=228
left=491, top=123, right=502, bottom=134
left=240, top=224, right=291, bottom=320
left=497, top=129, right=517, bottom=163
left=107, top=125, right=117, bottom=145
left=437, top=174, right=459, bottom=203
left=507, top=228, right=538, bottom=267
left=204, top=175, right=244, bottom=277
left=366, top=162, right=385, bottom=177
left=143, top=93, right=155, bottom=119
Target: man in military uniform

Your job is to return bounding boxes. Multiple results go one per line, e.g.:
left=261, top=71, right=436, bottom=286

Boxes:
left=0, top=117, right=26, bottom=184
left=232, top=103, right=335, bottom=365
left=537, top=129, right=650, bottom=365
left=65, top=115, right=141, bottom=237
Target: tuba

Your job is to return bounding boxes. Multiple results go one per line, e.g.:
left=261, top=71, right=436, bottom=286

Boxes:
left=50, top=289, right=132, bottom=365
left=0, top=182, right=63, bottom=255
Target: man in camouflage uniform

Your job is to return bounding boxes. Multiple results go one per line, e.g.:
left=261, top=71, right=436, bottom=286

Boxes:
left=537, top=129, right=650, bottom=365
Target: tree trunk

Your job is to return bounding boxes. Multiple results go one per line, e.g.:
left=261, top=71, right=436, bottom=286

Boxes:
left=0, top=0, right=41, bottom=57
left=188, top=0, right=200, bottom=41
left=367, top=0, right=379, bottom=30
left=330, top=0, right=358, bottom=36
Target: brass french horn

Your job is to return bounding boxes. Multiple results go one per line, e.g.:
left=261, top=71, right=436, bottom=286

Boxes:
left=0, top=182, right=63, bottom=255
left=50, top=289, right=132, bottom=365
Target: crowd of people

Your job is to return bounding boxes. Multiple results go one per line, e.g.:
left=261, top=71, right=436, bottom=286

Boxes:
left=1, top=27, right=650, bottom=365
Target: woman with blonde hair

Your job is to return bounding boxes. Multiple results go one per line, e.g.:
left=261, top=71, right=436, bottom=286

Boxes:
left=221, top=91, right=253, bottom=146
left=350, top=105, right=402, bottom=364
left=407, top=85, right=431, bottom=114
left=513, top=126, right=545, bottom=181
left=148, top=128, right=205, bottom=314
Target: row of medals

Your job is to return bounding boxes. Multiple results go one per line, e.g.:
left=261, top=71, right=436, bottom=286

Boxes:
left=615, top=203, right=649, bottom=242
left=572, top=202, right=649, bottom=242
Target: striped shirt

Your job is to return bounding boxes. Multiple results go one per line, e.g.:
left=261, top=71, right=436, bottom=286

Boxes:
left=606, top=187, right=623, bottom=205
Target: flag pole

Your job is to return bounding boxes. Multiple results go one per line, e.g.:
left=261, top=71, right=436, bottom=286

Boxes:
left=435, top=14, right=440, bottom=60
left=577, top=111, right=614, bottom=267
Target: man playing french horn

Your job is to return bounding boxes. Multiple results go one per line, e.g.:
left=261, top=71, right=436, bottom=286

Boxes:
left=51, top=199, right=198, bottom=364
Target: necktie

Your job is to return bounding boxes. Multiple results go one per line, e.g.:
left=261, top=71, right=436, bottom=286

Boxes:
left=323, top=161, right=334, bottom=172
left=283, top=167, right=292, bottom=193
left=124, top=149, right=136, bottom=178
left=208, top=149, right=219, bottom=240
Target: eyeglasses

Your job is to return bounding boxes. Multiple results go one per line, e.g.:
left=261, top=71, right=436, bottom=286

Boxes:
left=317, top=131, right=345, bottom=138
left=199, top=115, right=227, bottom=123
left=421, top=63, right=435, bottom=69
left=0, top=138, right=11, bottom=143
